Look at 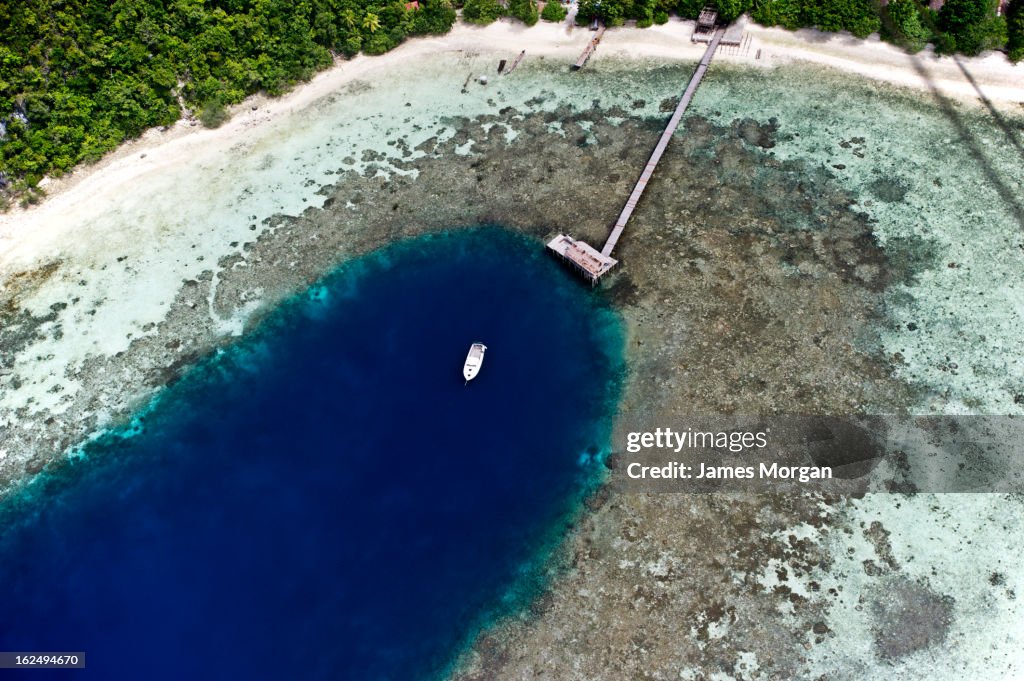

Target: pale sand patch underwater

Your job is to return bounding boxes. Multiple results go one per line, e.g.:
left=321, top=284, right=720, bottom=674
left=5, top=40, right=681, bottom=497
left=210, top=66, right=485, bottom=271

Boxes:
left=804, top=494, right=1024, bottom=680
left=0, top=17, right=1023, bottom=681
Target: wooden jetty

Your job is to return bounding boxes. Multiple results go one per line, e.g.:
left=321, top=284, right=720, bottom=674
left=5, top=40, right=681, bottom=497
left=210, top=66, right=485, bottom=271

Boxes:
left=602, top=31, right=722, bottom=258
left=548, top=31, right=723, bottom=282
left=572, top=25, right=606, bottom=70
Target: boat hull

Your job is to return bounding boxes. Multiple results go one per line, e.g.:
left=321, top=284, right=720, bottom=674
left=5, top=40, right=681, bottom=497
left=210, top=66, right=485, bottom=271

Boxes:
left=463, top=343, right=487, bottom=382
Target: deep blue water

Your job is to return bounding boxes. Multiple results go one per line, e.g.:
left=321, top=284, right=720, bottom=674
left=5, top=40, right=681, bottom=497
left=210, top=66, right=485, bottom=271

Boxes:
left=0, top=228, right=623, bottom=680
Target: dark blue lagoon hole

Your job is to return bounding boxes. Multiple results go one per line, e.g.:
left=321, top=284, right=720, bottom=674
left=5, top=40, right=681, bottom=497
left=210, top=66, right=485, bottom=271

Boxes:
left=0, top=227, right=624, bottom=681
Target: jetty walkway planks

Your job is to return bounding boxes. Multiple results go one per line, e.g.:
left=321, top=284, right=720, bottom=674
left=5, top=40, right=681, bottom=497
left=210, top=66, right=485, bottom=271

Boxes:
left=572, top=25, right=606, bottom=70
left=600, top=30, right=722, bottom=258
left=548, top=30, right=723, bottom=284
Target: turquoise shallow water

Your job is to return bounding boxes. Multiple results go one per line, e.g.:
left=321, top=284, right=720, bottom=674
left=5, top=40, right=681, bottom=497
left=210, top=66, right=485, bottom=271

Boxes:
left=0, top=227, right=624, bottom=680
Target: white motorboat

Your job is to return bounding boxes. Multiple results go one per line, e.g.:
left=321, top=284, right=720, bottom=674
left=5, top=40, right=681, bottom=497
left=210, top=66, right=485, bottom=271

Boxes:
left=463, top=343, right=487, bottom=382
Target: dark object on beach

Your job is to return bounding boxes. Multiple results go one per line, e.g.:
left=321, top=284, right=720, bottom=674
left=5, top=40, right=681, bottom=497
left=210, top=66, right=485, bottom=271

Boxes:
left=503, top=50, right=527, bottom=75
left=498, top=59, right=507, bottom=73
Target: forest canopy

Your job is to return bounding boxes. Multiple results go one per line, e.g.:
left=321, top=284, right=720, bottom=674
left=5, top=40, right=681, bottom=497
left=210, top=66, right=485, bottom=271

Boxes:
left=748, top=0, right=1011, bottom=52
left=0, top=0, right=456, bottom=203
left=1009, top=0, right=1024, bottom=61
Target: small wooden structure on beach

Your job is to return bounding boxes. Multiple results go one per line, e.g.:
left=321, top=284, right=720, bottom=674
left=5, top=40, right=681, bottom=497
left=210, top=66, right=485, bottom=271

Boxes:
left=721, top=19, right=745, bottom=46
left=504, top=50, right=527, bottom=75
left=572, top=24, right=606, bottom=70
left=692, top=7, right=718, bottom=42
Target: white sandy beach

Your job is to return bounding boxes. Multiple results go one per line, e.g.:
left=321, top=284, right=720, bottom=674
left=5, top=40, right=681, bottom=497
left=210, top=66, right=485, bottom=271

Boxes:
left=2, top=16, right=1021, bottom=255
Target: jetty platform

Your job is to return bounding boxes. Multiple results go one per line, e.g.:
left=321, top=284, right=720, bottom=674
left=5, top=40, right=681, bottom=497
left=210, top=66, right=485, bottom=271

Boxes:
left=546, top=235, right=617, bottom=286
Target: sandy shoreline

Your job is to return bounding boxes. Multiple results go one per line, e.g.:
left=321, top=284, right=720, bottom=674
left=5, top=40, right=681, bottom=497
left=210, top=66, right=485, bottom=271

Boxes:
left=749, top=23, right=1023, bottom=106
left=3, top=16, right=1021, bottom=255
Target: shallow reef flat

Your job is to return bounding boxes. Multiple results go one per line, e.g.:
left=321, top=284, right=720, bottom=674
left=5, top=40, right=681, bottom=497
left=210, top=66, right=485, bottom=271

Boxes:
left=1, top=44, right=1023, bottom=679
left=695, top=64, right=1024, bottom=414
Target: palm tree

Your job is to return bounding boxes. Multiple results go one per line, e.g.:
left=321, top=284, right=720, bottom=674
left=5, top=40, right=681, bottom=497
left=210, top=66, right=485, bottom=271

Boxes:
left=362, top=12, right=381, bottom=32
left=341, top=9, right=357, bottom=29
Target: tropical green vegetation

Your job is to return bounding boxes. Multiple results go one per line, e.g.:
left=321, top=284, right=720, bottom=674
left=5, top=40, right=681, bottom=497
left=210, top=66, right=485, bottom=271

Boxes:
left=462, top=0, right=505, bottom=22
left=540, top=0, right=568, bottom=22
left=576, top=0, right=677, bottom=26
left=747, top=0, right=880, bottom=37
left=1008, top=0, right=1024, bottom=61
left=709, top=0, right=754, bottom=23
left=935, top=0, right=1008, bottom=54
left=508, top=0, right=540, bottom=25
left=749, top=0, right=1010, bottom=54
left=885, top=0, right=932, bottom=51
left=585, top=0, right=879, bottom=34
left=0, top=0, right=456, bottom=203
